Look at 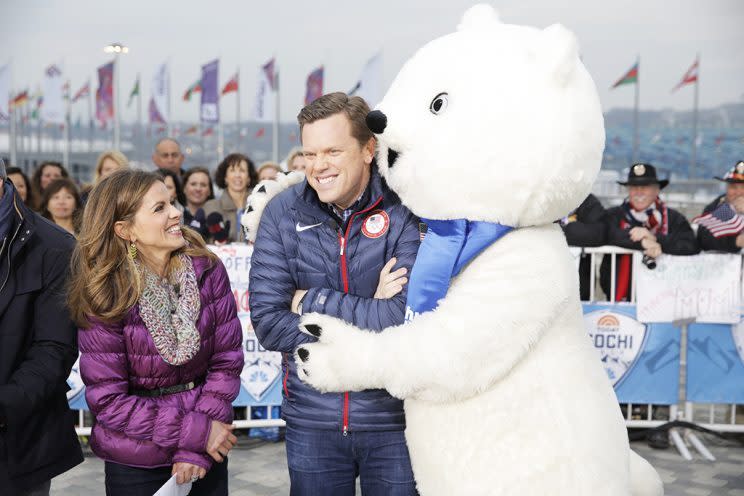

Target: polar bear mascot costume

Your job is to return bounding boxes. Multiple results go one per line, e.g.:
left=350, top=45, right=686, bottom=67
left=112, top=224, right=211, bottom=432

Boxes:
left=244, top=5, right=663, bottom=495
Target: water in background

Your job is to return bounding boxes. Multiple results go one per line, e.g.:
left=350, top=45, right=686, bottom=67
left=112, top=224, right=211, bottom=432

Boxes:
left=603, top=126, right=744, bottom=180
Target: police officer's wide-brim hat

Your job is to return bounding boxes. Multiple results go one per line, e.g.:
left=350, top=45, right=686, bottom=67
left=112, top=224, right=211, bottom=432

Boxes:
left=714, top=161, right=744, bottom=184
left=617, top=163, right=669, bottom=189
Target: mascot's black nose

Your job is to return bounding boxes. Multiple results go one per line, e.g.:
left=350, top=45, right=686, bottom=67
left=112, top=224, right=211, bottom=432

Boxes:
left=366, top=110, right=387, bottom=134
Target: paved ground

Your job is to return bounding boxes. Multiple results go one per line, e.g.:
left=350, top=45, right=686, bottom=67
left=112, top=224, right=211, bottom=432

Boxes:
left=51, top=433, right=744, bottom=495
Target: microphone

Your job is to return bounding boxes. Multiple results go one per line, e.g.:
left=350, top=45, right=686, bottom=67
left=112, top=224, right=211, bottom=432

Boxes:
left=206, top=212, right=231, bottom=244
left=326, top=218, right=339, bottom=231
left=188, top=208, right=206, bottom=229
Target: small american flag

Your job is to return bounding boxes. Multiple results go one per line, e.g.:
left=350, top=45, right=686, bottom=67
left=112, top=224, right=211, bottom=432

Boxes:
left=693, top=203, right=744, bottom=238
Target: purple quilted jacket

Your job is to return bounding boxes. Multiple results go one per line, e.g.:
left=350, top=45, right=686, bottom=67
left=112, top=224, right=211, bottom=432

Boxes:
left=78, top=256, right=243, bottom=470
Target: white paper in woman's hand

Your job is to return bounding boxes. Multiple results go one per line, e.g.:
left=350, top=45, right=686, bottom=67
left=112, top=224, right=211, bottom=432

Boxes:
left=153, top=474, right=192, bottom=496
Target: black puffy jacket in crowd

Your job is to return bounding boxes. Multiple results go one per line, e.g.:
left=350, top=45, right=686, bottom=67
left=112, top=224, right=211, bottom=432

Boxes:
left=560, top=194, right=607, bottom=300
left=600, top=202, right=699, bottom=300
left=0, top=179, right=83, bottom=492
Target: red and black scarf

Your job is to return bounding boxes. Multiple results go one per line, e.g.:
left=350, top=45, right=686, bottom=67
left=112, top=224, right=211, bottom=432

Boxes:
left=614, top=199, right=668, bottom=301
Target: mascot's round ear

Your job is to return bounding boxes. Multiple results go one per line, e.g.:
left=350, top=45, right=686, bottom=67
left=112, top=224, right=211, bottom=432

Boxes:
left=533, top=23, right=579, bottom=87
left=457, top=3, right=501, bottom=32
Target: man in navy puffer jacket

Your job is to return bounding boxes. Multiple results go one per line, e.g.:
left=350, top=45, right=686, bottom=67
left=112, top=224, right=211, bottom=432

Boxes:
left=249, top=93, right=421, bottom=495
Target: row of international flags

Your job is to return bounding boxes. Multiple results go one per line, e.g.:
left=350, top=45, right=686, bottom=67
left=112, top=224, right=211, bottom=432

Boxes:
left=2, top=54, right=702, bottom=119
left=0, top=53, right=709, bottom=153
left=2, top=55, right=381, bottom=133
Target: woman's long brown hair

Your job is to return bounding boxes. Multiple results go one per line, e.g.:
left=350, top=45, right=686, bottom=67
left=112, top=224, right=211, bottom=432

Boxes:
left=68, top=169, right=217, bottom=328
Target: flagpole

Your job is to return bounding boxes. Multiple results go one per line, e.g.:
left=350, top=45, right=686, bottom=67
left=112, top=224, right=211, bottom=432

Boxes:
left=236, top=67, right=240, bottom=152
left=27, top=105, right=33, bottom=156
left=63, top=79, right=70, bottom=169
left=166, top=62, right=171, bottom=137
left=36, top=85, right=41, bottom=155
left=632, top=55, right=639, bottom=163
left=19, top=103, right=25, bottom=159
left=200, top=122, right=204, bottom=163
left=36, top=106, right=41, bottom=155
left=16, top=101, right=21, bottom=159
left=218, top=122, right=223, bottom=161
left=137, top=73, right=142, bottom=164
left=6, top=62, right=16, bottom=167
left=689, top=54, right=699, bottom=179
left=26, top=105, right=31, bottom=156
left=273, top=69, right=279, bottom=162
left=113, top=52, right=120, bottom=150
left=87, top=79, right=93, bottom=152
left=218, top=110, right=223, bottom=161
left=9, top=95, right=16, bottom=167
left=27, top=106, right=33, bottom=156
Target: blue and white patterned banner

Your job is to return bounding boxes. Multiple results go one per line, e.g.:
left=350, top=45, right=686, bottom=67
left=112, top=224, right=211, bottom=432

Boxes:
left=686, top=318, right=744, bottom=404
left=583, top=303, right=680, bottom=405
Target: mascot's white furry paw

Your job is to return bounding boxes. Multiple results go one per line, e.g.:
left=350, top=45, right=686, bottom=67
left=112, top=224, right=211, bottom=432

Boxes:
left=294, top=313, right=377, bottom=393
left=630, top=450, right=665, bottom=496
left=242, top=171, right=305, bottom=241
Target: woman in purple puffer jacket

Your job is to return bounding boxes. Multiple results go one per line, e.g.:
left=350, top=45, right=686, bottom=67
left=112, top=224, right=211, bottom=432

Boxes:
left=68, top=169, right=244, bottom=496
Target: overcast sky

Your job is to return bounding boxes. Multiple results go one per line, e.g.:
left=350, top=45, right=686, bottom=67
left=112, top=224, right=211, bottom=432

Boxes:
left=2, top=0, right=743, bottom=124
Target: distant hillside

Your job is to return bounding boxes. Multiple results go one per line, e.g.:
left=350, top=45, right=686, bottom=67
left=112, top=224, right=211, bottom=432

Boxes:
left=604, top=103, right=744, bottom=128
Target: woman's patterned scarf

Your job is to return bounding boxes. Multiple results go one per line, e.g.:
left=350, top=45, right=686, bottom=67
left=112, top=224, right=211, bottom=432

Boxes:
left=138, top=254, right=201, bottom=365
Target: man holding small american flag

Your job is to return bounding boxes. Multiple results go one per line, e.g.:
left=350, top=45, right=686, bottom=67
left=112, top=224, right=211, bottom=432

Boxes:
left=695, top=160, right=744, bottom=253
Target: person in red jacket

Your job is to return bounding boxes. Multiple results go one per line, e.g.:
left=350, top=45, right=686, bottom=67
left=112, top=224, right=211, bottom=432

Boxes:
left=600, top=163, right=698, bottom=301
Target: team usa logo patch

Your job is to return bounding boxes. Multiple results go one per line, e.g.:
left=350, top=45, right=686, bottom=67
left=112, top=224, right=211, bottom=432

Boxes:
left=362, top=210, right=390, bottom=239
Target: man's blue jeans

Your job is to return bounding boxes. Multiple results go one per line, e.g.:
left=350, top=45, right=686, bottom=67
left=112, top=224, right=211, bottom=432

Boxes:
left=286, top=425, right=418, bottom=496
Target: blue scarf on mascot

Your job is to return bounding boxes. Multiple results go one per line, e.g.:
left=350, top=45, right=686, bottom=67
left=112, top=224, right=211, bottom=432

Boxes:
left=404, top=218, right=513, bottom=323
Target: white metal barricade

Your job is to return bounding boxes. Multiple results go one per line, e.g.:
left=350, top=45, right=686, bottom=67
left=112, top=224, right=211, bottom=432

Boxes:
left=582, top=246, right=744, bottom=433
left=73, top=246, right=743, bottom=436
left=75, top=406, right=286, bottom=436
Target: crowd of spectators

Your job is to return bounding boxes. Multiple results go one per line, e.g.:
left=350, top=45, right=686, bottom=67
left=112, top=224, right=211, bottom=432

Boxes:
left=3, top=138, right=313, bottom=245
left=561, top=160, right=744, bottom=301
left=6, top=151, right=742, bottom=304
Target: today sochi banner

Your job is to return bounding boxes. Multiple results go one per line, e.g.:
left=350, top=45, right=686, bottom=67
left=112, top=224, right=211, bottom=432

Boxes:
left=686, top=318, right=744, bottom=404
left=67, top=244, right=283, bottom=411
left=582, top=303, right=680, bottom=405
left=210, top=244, right=283, bottom=409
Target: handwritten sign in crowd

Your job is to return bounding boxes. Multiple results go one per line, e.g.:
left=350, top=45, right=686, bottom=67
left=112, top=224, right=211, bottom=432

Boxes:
left=635, top=253, right=741, bottom=324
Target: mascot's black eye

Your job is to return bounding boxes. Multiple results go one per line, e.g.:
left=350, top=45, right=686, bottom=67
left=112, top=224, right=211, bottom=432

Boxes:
left=429, top=93, right=448, bottom=115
